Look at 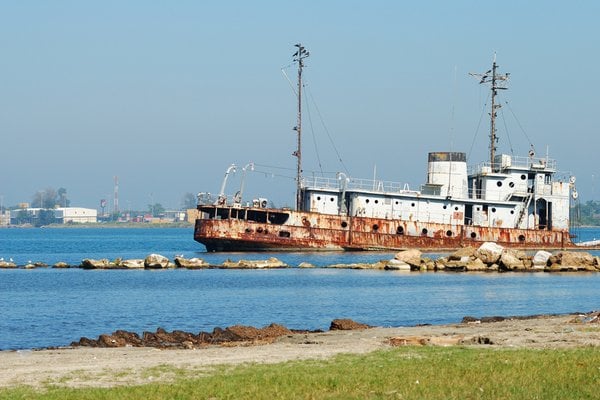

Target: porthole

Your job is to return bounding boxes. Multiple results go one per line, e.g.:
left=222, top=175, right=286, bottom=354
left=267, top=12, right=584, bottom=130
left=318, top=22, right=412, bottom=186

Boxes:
left=421, top=228, right=428, bottom=235
left=510, top=210, right=515, bottom=214
left=395, top=201, right=399, bottom=205
left=491, top=207, right=496, bottom=213
left=446, top=230, right=453, bottom=237
left=518, top=234, right=526, bottom=242
left=521, top=174, right=527, bottom=180
left=454, top=206, right=459, bottom=211
left=443, top=205, right=447, bottom=209
left=366, top=199, right=370, bottom=204
left=256, top=227, right=263, bottom=233
left=330, top=197, right=335, bottom=202
left=470, top=232, right=477, bottom=239
left=411, top=202, right=416, bottom=207
left=476, top=207, right=480, bottom=211
left=372, top=224, right=379, bottom=231
left=279, top=231, right=290, bottom=238
left=396, top=226, right=404, bottom=235
left=497, top=181, right=503, bottom=187
left=317, top=196, right=321, bottom=201
left=245, top=228, right=252, bottom=233
left=374, top=199, right=379, bottom=204
left=509, top=182, right=515, bottom=188
left=341, top=221, right=348, bottom=228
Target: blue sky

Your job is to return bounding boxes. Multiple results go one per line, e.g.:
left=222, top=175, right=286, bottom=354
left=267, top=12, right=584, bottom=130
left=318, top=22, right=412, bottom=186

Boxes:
left=0, top=1, right=598, bottom=211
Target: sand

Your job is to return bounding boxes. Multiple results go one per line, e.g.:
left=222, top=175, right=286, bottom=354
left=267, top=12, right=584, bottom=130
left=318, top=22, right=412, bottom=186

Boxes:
left=1, top=313, right=598, bottom=388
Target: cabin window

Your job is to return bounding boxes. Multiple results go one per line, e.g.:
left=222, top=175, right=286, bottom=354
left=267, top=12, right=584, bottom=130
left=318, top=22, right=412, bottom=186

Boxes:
left=510, top=210, right=515, bottom=214
left=396, top=226, right=404, bottom=235
left=411, top=203, right=416, bottom=207
left=491, top=207, right=496, bottom=213
left=341, top=221, right=348, bottom=228
left=521, top=174, right=527, bottom=180
left=330, top=197, right=335, bottom=202
left=279, top=231, right=290, bottom=238
left=372, top=224, right=379, bottom=231
left=454, top=206, right=459, bottom=211
left=317, top=196, right=321, bottom=200
left=496, top=181, right=503, bottom=187
left=443, top=205, right=447, bottom=209
left=476, top=207, right=480, bottom=211
left=470, top=232, right=477, bottom=238
left=395, top=201, right=399, bottom=205
left=421, top=228, right=428, bottom=235
left=446, top=230, right=453, bottom=237
left=365, top=199, right=370, bottom=204
left=518, top=234, right=526, bottom=242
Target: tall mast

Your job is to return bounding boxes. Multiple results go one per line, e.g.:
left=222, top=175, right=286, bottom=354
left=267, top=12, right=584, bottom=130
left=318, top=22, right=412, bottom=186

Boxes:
left=292, top=43, right=309, bottom=210
left=470, top=55, right=509, bottom=168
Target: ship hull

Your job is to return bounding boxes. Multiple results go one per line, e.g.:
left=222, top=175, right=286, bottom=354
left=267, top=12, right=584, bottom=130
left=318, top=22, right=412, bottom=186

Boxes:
left=194, top=206, right=587, bottom=252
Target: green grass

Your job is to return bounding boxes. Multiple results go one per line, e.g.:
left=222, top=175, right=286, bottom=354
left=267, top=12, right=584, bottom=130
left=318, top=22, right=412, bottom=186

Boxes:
left=1, top=347, right=599, bottom=399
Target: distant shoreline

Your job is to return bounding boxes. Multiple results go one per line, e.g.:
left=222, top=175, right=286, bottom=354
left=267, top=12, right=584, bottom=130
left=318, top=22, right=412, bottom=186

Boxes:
left=0, top=222, right=193, bottom=229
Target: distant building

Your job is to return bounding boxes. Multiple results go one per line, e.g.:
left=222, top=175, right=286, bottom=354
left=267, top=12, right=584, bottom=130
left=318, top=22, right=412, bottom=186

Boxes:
left=54, top=207, right=97, bottom=224
left=10, top=207, right=97, bottom=225
left=0, top=210, right=9, bottom=226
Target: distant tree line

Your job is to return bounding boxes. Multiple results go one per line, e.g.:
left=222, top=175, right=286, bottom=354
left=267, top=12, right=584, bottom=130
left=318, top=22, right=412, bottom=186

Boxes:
left=572, top=200, right=600, bottom=226
left=9, top=187, right=70, bottom=226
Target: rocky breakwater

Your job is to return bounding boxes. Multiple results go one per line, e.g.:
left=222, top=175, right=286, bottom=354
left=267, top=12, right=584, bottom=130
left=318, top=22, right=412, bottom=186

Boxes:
left=316, top=243, right=600, bottom=272
left=421, top=242, right=599, bottom=272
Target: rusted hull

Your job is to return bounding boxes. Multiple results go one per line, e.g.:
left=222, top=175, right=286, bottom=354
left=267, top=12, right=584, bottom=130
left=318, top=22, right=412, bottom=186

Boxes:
left=194, top=207, right=596, bottom=252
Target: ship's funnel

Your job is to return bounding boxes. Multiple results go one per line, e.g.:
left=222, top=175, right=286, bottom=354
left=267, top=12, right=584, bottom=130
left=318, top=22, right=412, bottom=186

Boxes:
left=427, top=152, right=467, bottom=198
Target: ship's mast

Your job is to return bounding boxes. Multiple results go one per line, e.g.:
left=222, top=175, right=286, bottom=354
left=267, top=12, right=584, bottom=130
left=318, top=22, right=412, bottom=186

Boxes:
left=470, top=55, right=509, bottom=168
left=292, top=43, right=309, bottom=211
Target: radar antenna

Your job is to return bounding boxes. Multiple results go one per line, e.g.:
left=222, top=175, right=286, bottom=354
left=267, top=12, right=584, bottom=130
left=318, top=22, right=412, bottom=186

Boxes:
left=470, top=54, right=510, bottom=169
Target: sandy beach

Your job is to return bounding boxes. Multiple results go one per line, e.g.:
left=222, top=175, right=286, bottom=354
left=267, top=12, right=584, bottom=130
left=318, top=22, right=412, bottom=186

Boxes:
left=0, top=313, right=598, bottom=389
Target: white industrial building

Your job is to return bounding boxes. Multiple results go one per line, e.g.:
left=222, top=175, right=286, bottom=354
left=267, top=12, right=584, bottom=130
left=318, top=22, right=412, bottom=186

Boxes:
left=10, top=207, right=97, bottom=224
left=54, top=207, right=97, bottom=223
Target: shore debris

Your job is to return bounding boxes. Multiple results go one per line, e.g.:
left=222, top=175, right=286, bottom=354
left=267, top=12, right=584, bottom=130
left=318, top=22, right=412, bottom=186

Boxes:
left=72, top=321, right=332, bottom=349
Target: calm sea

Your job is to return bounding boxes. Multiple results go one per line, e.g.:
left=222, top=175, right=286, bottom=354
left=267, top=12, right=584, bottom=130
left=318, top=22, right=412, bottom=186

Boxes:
left=1, top=227, right=599, bottom=350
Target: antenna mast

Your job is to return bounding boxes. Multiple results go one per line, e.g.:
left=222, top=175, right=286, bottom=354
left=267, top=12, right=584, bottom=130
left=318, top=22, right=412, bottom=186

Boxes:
left=470, top=55, right=510, bottom=169
left=292, top=43, right=309, bottom=211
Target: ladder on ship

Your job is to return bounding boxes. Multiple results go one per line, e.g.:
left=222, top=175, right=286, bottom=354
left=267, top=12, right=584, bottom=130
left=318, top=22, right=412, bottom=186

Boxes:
left=515, top=193, right=533, bottom=228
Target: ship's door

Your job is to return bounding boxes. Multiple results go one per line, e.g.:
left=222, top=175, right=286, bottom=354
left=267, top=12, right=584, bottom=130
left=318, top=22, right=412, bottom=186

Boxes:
left=464, top=204, right=473, bottom=225
left=537, top=198, right=548, bottom=230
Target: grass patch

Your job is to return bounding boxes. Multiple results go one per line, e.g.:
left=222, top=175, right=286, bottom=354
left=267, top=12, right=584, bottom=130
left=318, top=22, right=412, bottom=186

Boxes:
left=1, top=346, right=598, bottom=399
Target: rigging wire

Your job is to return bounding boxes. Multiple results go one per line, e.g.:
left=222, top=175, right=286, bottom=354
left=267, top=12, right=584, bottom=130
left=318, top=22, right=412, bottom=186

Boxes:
left=280, top=65, right=297, bottom=96
left=303, top=83, right=324, bottom=175
left=504, top=100, right=534, bottom=148
left=499, top=106, right=515, bottom=155
left=467, top=90, right=491, bottom=160
left=305, top=86, right=351, bottom=175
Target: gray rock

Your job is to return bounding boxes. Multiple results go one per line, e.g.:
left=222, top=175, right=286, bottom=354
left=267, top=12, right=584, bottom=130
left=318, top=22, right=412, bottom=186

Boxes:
left=144, top=254, right=170, bottom=269
left=394, top=249, right=422, bottom=268
left=174, top=256, right=209, bottom=269
left=474, top=242, right=504, bottom=264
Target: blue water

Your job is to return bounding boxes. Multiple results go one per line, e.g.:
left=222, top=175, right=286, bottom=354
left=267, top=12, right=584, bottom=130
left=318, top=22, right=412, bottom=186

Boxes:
left=0, top=227, right=599, bottom=350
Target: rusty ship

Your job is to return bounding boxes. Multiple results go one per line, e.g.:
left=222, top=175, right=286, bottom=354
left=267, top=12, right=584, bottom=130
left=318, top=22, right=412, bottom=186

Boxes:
left=194, top=47, right=592, bottom=252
